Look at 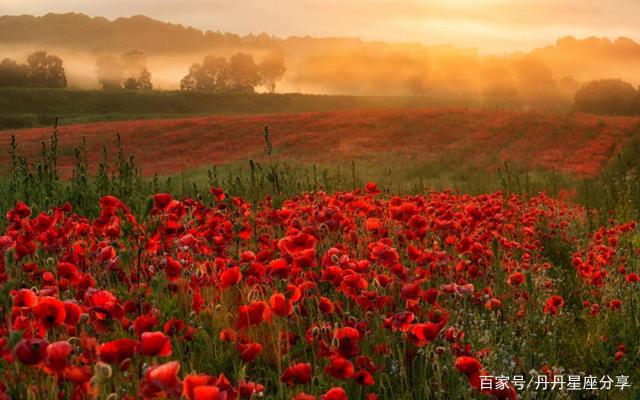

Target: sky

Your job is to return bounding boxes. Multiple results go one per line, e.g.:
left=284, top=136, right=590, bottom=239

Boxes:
left=1, top=0, right=639, bottom=54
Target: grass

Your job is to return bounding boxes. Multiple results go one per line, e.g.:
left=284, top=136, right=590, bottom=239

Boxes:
left=0, top=88, right=470, bottom=130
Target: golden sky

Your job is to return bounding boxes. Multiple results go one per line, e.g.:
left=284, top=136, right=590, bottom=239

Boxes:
left=2, top=0, right=639, bottom=53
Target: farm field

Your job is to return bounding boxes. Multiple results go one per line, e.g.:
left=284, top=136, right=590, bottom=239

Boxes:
left=3, top=108, right=640, bottom=179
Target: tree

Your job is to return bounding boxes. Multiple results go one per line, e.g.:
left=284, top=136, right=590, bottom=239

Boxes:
left=180, top=64, right=202, bottom=91
left=180, top=56, right=230, bottom=91
left=0, top=58, right=29, bottom=87
left=26, top=51, right=67, bottom=88
left=258, top=52, right=286, bottom=93
left=203, top=56, right=230, bottom=91
left=122, top=67, right=153, bottom=90
left=121, top=50, right=153, bottom=90
left=228, top=53, right=260, bottom=93
left=180, top=53, right=262, bottom=93
left=480, top=61, right=520, bottom=108
left=96, top=54, right=124, bottom=90
left=96, top=51, right=153, bottom=90
left=574, top=79, right=639, bottom=115
left=405, top=75, right=428, bottom=96
left=137, top=68, right=153, bottom=90
left=511, top=56, right=566, bottom=110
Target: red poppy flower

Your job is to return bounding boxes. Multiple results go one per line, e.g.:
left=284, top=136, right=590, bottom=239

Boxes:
left=268, top=258, right=290, bottom=278
left=134, top=314, right=159, bottom=336
left=57, top=261, right=80, bottom=284
left=278, top=230, right=317, bottom=256
left=409, top=322, right=442, bottom=347
left=269, top=293, right=293, bottom=317
left=609, top=299, right=622, bottom=310
left=219, top=328, right=238, bottom=342
left=153, top=193, right=173, bottom=210
left=507, top=272, right=525, bottom=286
left=237, top=301, right=271, bottom=329
left=365, top=218, right=381, bottom=232
left=294, top=393, right=317, bottom=400
left=140, top=331, right=172, bottom=357
left=139, top=361, right=182, bottom=399
left=210, top=187, right=226, bottom=202
left=220, top=267, right=242, bottom=289
left=368, top=240, right=399, bottom=265
left=485, top=298, right=502, bottom=311
left=324, top=356, right=354, bottom=379
left=192, top=386, right=227, bottom=400
left=63, top=365, right=92, bottom=384
left=99, top=195, right=121, bottom=209
left=12, top=338, right=49, bottom=365
left=7, top=201, right=32, bottom=221
left=281, top=362, right=312, bottom=385
left=183, top=374, right=236, bottom=400
left=12, top=289, right=37, bottom=308
left=365, top=182, right=381, bottom=195
left=319, top=296, right=335, bottom=314
left=34, top=297, right=66, bottom=329
left=237, top=342, right=262, bottom=363
left=335, top=327, right=361, bottom=357
left=353, top=370, right=375, bottom=386
left=45, top=340, right=73, bottom=370
left=165, top=256, right=183, bottom=280
left=238, top=381, right=264, bottom=398
left=183, top=374, right=217, bottom=400
left=544, top=295, right=564, bottom=315
left=454, top=356, right=482, bottom=376
left=163, top=318, right=186, bottom=337
left=98, top=338, right=139, bottom=364
left=383, top=311, right=415, bottom=332
left=322, top=387, right=348, bottom=400
left=63, top=301, right=82, bottom=326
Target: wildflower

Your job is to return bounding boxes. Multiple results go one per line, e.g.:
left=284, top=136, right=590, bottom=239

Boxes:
left=281, top=362, right=312, bottom=385
left=12, top=338, right=49, bottom=365
left=140, top=332, right=172, bottom=357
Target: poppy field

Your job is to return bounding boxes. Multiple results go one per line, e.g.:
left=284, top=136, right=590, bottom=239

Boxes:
left=1, top=177, right=639, bottom=399
left=2, top=109, right=640, bottom=178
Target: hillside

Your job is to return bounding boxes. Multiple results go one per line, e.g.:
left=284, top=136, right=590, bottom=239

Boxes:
left=0, top=13, right=280, bottom=54
left=2, top=108, right=639, bottom=178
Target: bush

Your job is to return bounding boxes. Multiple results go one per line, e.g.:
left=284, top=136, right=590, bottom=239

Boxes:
left=574, top=79, right=639, bottom=116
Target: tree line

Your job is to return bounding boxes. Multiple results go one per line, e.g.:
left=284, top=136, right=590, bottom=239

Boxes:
left=180, top=52, right=286, bottom=93
left=0, top=51, right=67, bottom=88
left=1, top=49, right=286, bottom=93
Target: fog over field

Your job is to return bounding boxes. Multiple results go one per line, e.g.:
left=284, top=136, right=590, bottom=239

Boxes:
left=1, top=13, right=639, bottom=108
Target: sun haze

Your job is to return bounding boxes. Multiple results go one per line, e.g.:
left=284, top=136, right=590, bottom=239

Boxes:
left=2, top=0, right=639, bottom=53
